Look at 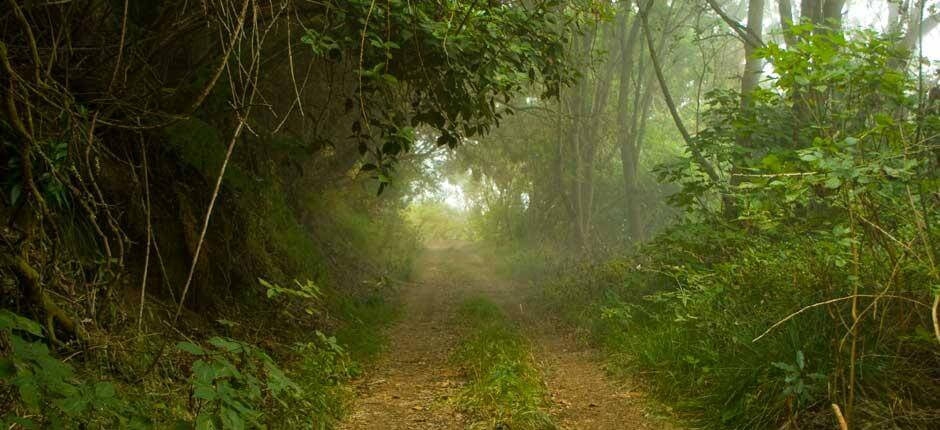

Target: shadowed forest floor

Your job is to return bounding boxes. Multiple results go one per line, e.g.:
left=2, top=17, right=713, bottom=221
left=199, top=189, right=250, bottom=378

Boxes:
left=340, top=242, right=676, bottom=430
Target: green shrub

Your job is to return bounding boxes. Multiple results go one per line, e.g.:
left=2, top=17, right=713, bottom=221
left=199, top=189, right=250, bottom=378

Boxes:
left=271, top=332, right=355, bottom=430
left=538, top=220, right=939, bottom=429
left=530, top=28, right=940, bottom=430
left=177, top=337, right=298, bottom=428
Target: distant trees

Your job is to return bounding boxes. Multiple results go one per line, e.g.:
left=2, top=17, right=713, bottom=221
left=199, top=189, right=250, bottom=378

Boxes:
left=458, top=0, right=939, bottom=253
left=616, top=1, right=647, bottom=243
left=455, top=0, right=742, bottom=250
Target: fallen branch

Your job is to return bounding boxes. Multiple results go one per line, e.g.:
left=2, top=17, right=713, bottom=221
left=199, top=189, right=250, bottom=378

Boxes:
left=731, top=171, right=819, bottom=178
left=138, top=136, right=152, bottom=333
left=174, top=116, right=248, bottom=322
left=832, top=403, right=849, bottom=430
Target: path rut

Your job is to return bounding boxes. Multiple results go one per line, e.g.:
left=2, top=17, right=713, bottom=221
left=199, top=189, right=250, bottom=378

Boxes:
left=340, top=242, right=675, bottom=430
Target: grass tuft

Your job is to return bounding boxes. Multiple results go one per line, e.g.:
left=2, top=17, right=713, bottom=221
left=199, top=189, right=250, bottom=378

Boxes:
left=452, top=297, right=555, bottom=430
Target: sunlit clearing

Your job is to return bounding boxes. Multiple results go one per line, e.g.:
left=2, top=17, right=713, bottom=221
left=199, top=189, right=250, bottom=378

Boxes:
left=440, top=180, right=468, bottom=211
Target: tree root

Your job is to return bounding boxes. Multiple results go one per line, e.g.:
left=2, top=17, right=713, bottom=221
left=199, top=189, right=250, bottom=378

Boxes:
left=4, top=254, right=85, bottom=344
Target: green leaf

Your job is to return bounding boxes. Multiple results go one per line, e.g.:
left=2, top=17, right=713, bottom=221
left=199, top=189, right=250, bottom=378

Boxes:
left=193, top=360, right=218, bottom=381
left=0, top=310, right=44, bottom=337
left=9, top=183, right=21, bottom=206
left=380, top=73, right=399, bottom=85
left=798, top=151, right=818, bottom=162
left=0, top=358, right=15, bottom=379
left=195, top=414, right=215, bottom=430
left=221, top=406, right=246, bottom=430
left=177, top=342, right=206, bottom=356
left=194, top=385, right=217, bottom=401
left=760, top=154, right=782, bottom=170
left=824, top=176, right=842, bottom=189
left=94, top=381, right=116, bottom=399
left=57, top=395, right=89, bottom=415
left=209, top=337, right=244, bottom=353
left=18, top=382, right=41, bottom=409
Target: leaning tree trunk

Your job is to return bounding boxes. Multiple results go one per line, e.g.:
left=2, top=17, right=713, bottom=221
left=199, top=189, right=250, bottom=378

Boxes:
left=637, top=0, right=719, bottom=183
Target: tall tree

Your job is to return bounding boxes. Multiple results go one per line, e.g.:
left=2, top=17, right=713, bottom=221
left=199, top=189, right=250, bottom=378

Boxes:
left=562, top=20, right=618, bottom=250
left=704, top=0, right=766, bottom=106
left=616, top=2, right=646, bottom=242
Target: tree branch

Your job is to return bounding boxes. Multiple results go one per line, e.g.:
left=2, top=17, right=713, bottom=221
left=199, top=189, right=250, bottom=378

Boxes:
left=637, top=0, right=720, bottom=183
left=704, top=0, right=765, bottom=49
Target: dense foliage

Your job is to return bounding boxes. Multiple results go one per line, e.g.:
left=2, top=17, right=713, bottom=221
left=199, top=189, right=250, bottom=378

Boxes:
left=2, top=0, right=939, bottom=428
left=0, top=0, right=577, bottom=427
left=448, top=1, right=940, bottom=429
left=529, top=23, right=940, bottom=430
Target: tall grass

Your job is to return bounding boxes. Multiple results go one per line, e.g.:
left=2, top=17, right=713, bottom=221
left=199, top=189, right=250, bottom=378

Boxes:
left=330, top=290, right=401, bottom=367
left=533, top=222, right=940, bottom=429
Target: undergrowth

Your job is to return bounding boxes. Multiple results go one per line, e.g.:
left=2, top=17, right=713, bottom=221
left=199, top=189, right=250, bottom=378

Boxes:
left=1, top=187, right=412, bottom=428
left=452, top=297, right=555, bottom=430
left=484, top=243, right=559, bottom=283
left=533, top=221, right=940, bottom=429
left=1, top=281, right=399, bottom=429
left=1, top=0, right=564, bottom=428
left=330, top=288, right=401, bottom=366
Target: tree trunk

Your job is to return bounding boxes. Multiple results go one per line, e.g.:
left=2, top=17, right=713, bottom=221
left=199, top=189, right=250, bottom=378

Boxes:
left=801, top=0, right=821, bottom=25
left=617, top=3, right=645, bottom=243
left=741, top=0, right=765, bottom=108
left=778, top=0, right=797, bottom=46
left=564, top=20, right=617, bottom=251
left=822, top=0, right=845, bottom=28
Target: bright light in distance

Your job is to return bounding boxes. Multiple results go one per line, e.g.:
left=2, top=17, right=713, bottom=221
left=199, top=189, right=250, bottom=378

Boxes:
left=440, top=180, right=468, bottom=210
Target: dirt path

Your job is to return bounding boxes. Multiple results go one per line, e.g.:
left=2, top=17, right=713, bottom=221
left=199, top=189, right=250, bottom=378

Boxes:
left=340, top=242, right=675, bottom=430
left=516, top=311, right=675, bottom=430
left=339, top=243, right=469, bottom=429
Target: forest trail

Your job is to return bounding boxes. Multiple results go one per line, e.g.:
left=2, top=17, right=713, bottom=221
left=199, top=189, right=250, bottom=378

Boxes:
left=340, top=241, right=674, bottom=430
left=339, top=242, right=469, bottom=429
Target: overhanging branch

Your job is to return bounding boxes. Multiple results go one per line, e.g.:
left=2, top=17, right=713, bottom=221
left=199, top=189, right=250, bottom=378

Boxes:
left=704, top=0, right=765, bottom=49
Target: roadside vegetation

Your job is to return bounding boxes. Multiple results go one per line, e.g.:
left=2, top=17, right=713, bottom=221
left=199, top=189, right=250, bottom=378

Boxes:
left=471, top=23, right=940, bottom=430
left=452, top=297, right=554, bottom=430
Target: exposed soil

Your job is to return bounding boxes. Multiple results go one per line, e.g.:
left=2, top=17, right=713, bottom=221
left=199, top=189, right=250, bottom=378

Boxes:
left=517, top=314, right=676, bottom=430
left=340, top=242, right=676, bottom=430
